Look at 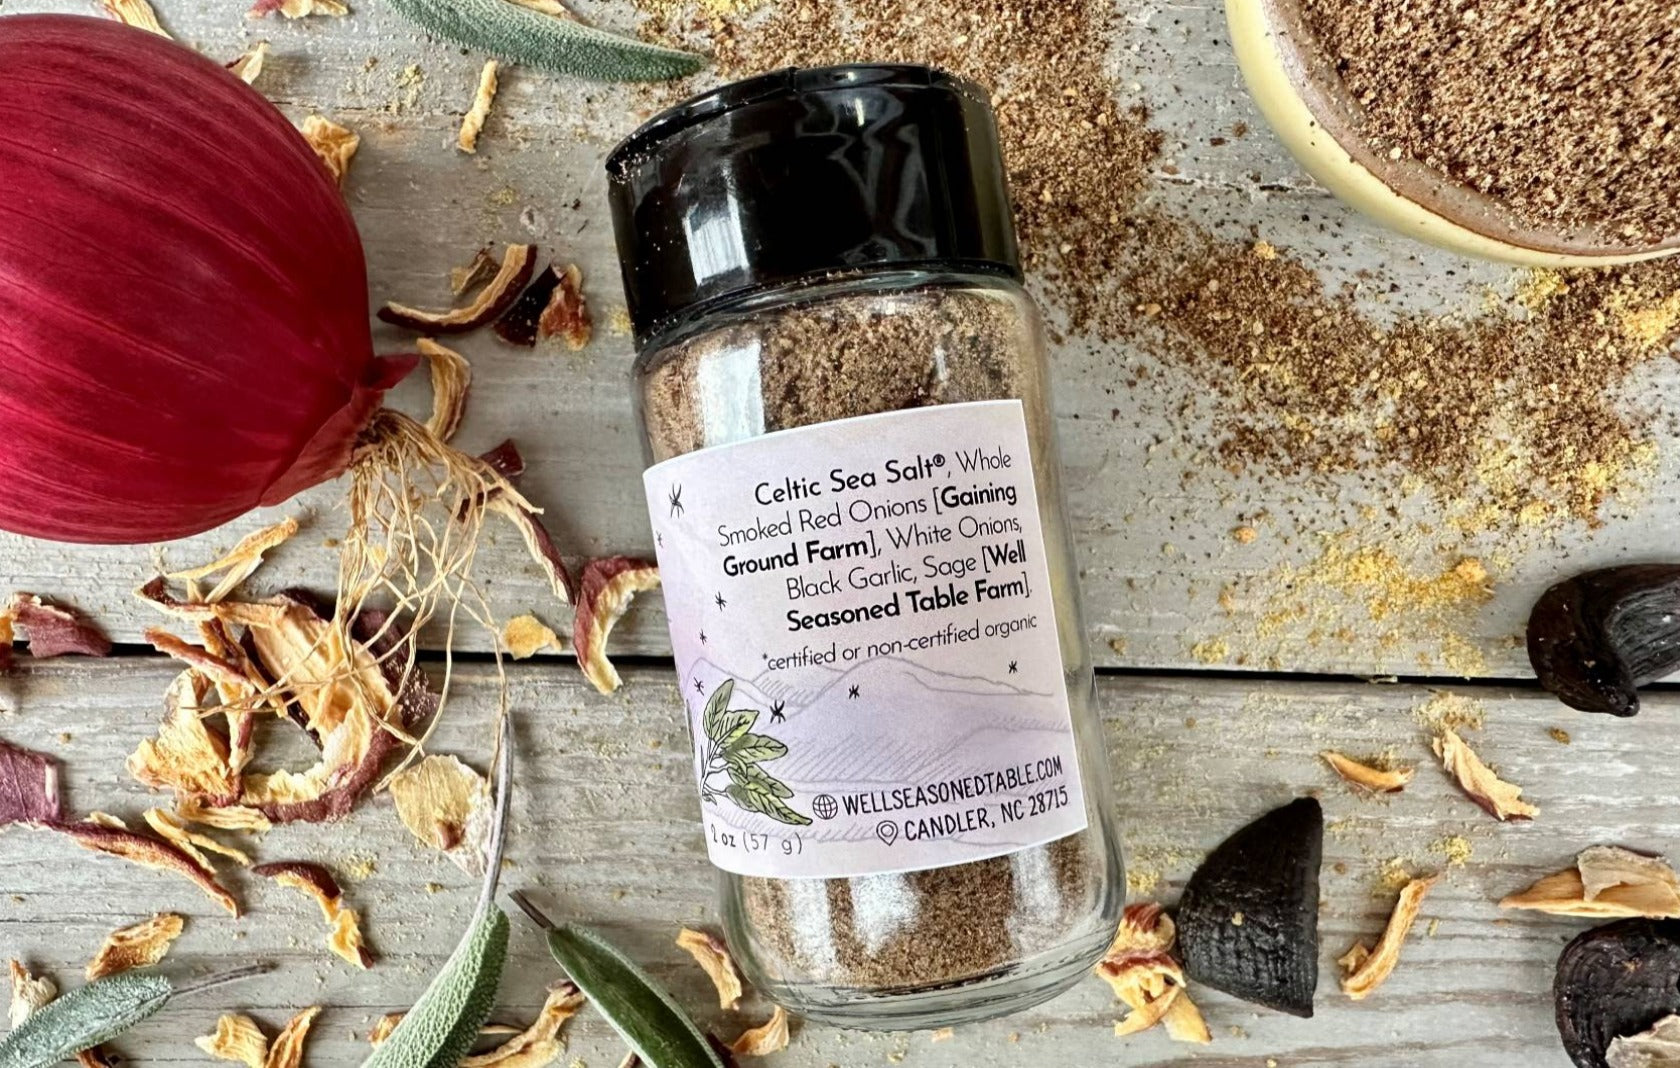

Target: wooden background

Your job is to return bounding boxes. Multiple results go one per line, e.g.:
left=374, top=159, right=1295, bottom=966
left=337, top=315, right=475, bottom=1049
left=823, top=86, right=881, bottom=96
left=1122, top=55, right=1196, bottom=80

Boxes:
left=1, top=0, right=1676, bottom=1065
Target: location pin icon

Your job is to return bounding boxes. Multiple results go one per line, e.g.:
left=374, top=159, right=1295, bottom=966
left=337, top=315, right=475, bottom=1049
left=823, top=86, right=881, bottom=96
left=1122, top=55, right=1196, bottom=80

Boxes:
left=875, top=821, right=899, bottom=846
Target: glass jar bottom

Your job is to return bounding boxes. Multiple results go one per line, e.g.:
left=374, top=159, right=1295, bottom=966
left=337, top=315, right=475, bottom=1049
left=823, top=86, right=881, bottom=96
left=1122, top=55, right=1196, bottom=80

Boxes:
left=751, top=923, right=1114, bottom=1030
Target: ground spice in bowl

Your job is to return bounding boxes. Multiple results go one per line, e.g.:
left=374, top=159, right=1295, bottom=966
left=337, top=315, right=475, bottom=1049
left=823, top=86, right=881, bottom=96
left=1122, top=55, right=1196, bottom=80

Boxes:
left=1294, top=0, right=1680, bottom=249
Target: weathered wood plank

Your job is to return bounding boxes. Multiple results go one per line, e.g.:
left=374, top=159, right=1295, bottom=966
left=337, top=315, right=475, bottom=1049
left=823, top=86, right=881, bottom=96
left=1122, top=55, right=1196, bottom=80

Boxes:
left=0, top=0, right=1674, bottom=681
left=0, top=659, right=1668, bottom=1065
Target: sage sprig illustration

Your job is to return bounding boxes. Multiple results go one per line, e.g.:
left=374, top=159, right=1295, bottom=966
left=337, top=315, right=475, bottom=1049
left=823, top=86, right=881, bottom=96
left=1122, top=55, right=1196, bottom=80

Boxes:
left=696, top=680, right=809, bottom=827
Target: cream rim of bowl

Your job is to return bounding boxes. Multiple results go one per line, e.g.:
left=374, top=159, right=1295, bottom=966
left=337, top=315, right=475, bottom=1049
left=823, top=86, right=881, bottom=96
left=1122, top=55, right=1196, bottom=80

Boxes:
left=1226, top=0, right=1680, bottom=267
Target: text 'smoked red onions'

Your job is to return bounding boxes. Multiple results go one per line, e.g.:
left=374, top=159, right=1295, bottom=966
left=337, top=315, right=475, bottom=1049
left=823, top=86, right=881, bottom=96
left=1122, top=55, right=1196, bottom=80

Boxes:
left=0, top=14, right=414, bottom=544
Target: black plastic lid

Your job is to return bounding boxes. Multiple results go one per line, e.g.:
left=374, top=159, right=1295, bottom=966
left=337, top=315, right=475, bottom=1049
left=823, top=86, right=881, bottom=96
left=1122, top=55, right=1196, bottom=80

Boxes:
left=606, top=64, right=1020, bottom=347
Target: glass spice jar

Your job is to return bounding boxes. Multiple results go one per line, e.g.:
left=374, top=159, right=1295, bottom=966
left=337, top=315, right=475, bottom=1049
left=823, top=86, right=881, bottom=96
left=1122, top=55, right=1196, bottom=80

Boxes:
left=607, top=65, right=1123, bottom=1029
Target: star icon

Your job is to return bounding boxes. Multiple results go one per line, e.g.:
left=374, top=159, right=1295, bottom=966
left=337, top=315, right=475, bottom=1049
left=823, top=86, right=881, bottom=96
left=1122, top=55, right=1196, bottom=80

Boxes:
left=1008, top=660, right=1019, bottom=674
left=699, top=630, right=708, bottom=645
left=656, top=532, right=664, bottom=548
left=714, top=592, right=728, bottom=610
left=667, top=484, right=684, bottom=518
left=847, top=685, right=860, bottom=699
left=694, top=678, right=705, bottom=694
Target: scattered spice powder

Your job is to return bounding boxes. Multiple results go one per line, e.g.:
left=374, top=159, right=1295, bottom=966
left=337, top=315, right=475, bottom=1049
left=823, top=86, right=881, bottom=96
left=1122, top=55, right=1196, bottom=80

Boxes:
left=1296, top=0, right=1680, bottom=245
left=1414, top=692, right=1487, bottom=734
left=1375, top=857, right=1416, bottom=896
left=636, top=0, right=760, bottom=19
left=690, top=0, right=1162, bottom=343
left=1124, top=239, right=1679, bottom=526
left=1189, top=638, right=1229, bottom=664
left=1214, top=539, right=1493, bottom=674
left=1430, top=835, right=1473, bottom=868
left=648, top=0, right=1680, bottom=540
left=1126, top=867, right=1161, bottom=896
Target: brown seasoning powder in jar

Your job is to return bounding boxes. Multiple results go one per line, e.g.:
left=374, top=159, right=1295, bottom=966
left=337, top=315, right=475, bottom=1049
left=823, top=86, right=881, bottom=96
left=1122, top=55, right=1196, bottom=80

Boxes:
left=743, top=836, right=1093, bottom=989
left=643, top=286, right=1028, bottom=453
left=642, top=284, right=1103, bottom=991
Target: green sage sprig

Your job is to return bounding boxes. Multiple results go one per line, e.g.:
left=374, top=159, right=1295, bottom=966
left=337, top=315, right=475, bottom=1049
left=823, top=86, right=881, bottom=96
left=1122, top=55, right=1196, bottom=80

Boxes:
left=0, top=965, right=271, bottom=1068
left=361, top=713, right=514, bottom=1068
left=385, top=0, right=704, bottom=82
left=511, top=893, right=725, bottom=1068
left=697, top=680, right=809, bottom=827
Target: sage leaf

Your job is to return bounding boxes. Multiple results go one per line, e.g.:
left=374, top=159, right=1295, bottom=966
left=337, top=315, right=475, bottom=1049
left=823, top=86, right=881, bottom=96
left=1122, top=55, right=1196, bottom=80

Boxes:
left=700, top=680, right=733, bottom=738
left=510, top=895, right=724, bottom=1068
left=725, top=763, right=787, bottom=797
left=0, top=966, right=269, bottom=1068
left=361, top=714, right=514, bottom=1068
left=385, top=0, right=703, bottom=82
left=745, top=791, right=810, bottom=828
left=725, top=733, right=787, bottom=764
left=711, top=710, right=756, bottom=746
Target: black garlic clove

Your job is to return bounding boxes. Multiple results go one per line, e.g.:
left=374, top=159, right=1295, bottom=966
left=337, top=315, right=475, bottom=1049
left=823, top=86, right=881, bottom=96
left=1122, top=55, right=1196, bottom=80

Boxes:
left=1177, top=796, right=1323, bottom=1017
left=1556, top=919, right=1680, bottom=1068
left=1528, top=565, right=1680, bottom=717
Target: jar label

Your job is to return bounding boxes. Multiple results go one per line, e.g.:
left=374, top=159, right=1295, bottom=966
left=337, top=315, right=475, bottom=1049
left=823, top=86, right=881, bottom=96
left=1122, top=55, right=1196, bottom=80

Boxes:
left=643, top=400, right=1088, bottom=879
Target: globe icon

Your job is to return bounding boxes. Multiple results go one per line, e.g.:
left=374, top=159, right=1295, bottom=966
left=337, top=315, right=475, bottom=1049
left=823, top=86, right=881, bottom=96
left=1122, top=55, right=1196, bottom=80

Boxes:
left=812, top=794, right=838, bottom=820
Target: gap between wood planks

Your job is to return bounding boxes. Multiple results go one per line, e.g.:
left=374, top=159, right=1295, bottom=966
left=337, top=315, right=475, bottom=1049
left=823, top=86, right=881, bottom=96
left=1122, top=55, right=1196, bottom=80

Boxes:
left=88, top=639, right=1680, bottom=700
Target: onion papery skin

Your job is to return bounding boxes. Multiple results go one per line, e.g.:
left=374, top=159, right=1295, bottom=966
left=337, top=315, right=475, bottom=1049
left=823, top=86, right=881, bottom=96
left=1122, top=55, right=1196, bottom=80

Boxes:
left=0, top=15, right=413, bottom=544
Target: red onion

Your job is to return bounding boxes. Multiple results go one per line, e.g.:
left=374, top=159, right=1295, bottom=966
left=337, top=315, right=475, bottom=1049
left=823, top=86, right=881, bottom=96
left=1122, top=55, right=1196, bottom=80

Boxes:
left=0, top=15, right=415, bottom=544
